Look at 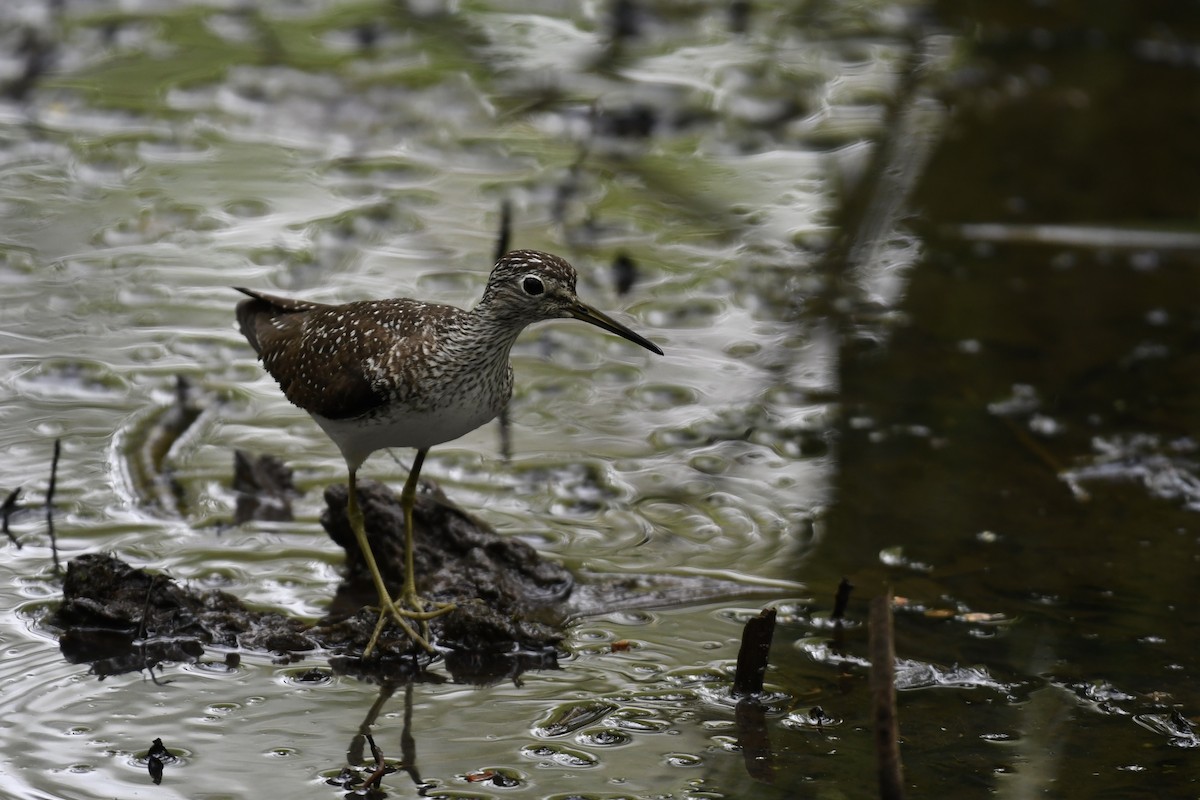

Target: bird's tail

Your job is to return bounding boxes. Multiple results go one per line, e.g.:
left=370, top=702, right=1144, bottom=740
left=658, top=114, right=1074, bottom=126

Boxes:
left=233, top=287, right=325, bottom=356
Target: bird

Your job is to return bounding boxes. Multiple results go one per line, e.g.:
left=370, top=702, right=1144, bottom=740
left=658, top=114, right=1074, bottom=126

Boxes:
left=235, top=249, right=663, bottom=657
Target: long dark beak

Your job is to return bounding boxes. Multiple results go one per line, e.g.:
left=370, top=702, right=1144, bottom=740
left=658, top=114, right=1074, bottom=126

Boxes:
left=571, top=302, right=663, bottom=355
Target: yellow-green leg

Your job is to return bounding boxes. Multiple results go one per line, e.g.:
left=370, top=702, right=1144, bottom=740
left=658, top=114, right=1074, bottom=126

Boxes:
left=391, top=449, right=454, bottom=626
left=353, top=450, right=454, bottom=657
left=347, top=468, right=432, bottom=657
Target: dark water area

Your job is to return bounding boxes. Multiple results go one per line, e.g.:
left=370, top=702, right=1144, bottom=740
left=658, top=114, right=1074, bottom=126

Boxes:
left=1, top=1, right=1199, bottom=798
left=817, top=3, right=1200, bottom=796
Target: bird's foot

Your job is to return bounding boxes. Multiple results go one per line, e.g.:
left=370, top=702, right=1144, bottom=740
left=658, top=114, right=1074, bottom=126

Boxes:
left=396, top=592, right=456, bottom=620
left=363, top=597, right=436, bottom=657
left=361, top=594, right=456, bottom=658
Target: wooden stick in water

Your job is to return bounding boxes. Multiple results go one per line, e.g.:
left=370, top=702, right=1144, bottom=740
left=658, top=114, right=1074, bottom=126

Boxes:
left=869, top=593, right=903, bottom=800
left=46, top=439, right=61, bottom=573
left=733, top=607, right=777, bottom=697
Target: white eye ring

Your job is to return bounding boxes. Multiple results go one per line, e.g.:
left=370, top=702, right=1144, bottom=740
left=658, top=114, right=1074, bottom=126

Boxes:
left=522, top=275, right=545, bottom=296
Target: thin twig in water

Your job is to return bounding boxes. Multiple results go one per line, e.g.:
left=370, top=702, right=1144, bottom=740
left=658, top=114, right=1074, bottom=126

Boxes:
left=494, top=200, right=514, bottom=462
left=46, top=439, right=61, bottom=572
left=869, top=592, right=904, bottom=800
left=145, top=662, right=168, bottom=687
left=493, top=198, right=512, bottom=262
left=137, top=573, right=159, bottom=640
left=137, top=574, right=171, bottom=685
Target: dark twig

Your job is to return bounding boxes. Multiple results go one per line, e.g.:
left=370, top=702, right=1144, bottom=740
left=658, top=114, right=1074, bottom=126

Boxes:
left=145, top=662, right=168, bottom=686
left=495, top=199, right=514, bottom=461
left=46, top=439, right=62, bottom=573
left=137, top=573, right=158, bottom=640
left=732, top=608, right=777, bottom=783
left=2, top=487, right=20, bottom=547
left=732, top=607, right=777, bottom=698
left=832, top=577, right=853, bottom=620
left=493, top=199, right=512, bottom=262
left=136, top=573, right=171, bottom=685
left=869, top=593, right=904, bottom=800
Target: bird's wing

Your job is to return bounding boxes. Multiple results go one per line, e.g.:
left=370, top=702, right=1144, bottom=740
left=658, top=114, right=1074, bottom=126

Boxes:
left=235, top=289, right=461, bottom=421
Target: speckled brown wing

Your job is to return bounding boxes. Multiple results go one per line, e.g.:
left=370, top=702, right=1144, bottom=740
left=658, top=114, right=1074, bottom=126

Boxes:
left=235, top=288, right=457, bottom=421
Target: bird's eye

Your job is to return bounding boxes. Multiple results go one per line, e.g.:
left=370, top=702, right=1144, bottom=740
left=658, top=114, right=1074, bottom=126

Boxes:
left=522, top=276, right=545, bottom=295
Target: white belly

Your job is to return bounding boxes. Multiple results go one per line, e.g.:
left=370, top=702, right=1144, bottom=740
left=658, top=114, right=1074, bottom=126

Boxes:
left=312, top=400, right=501, bottom=471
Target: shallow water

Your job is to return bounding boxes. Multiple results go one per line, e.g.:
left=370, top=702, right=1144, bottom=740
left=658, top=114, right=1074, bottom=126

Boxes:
left=2, top=1, right=1199, bottom=798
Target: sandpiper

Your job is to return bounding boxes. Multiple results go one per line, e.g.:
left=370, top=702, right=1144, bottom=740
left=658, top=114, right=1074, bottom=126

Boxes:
left=236, top=250, right=662, bottom=656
